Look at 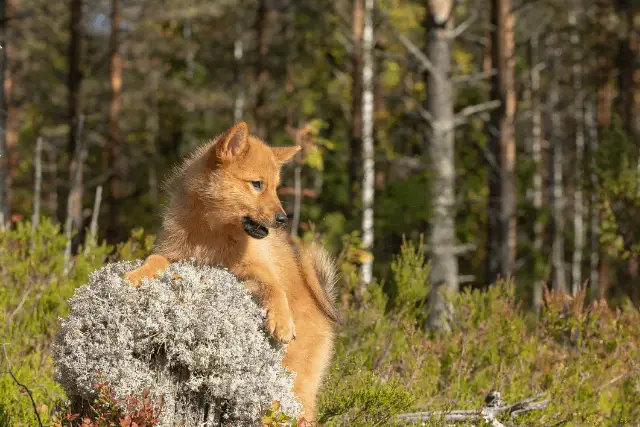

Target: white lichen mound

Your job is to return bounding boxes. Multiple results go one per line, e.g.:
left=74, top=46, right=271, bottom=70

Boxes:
left=53, top=260, right=301, bottom=426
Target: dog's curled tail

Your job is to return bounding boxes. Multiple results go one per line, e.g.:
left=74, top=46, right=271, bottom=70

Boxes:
left=297, top=242, right=341, bottom=324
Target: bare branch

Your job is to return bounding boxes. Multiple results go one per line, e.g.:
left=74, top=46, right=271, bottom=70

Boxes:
left=453, top=69, right=497, bottom=86
left=416, top=104, right=434, bottom=126
left=449, top=10, right=478, bottom=38
left=455, top=100, right=502, bottom=126
left=1, top=344, right=44, bottom=427
left=377, top=9, right=443, bottom=83
left=459, top=275, right=476, bottom=284
left=394, top=30, right=443, bottom=83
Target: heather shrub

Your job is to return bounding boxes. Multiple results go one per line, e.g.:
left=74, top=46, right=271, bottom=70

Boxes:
left=318, top=235, right=640, bottom=426
left=0, top=220, right=111, bottom=425
left=53, top=260, right=301, bottom=426
left=51, top=379, right=162, bottom=427
left=3, top=222, right=640, bottom=426
left=0, top=221, right=157, bottom=425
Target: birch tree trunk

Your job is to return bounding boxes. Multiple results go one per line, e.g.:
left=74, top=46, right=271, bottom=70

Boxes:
left=586, top=98, right=599, bottom=298
left=31, top=137, right=43, bottom=232
left=105, top=0, right=122, bottom=242
left=360, top=0, right=375, bottom=286
left=529, top=33, right=544, bottom=312
left=547, top=32, right=567, bottom=293
left=424, top=0, right=456, bottom=332
left=570, top=4, right=585, bottom=296
left=486, top=0, right=516, bottom=283
left=349, top=0, right=364, bottom=209
left=67, top=0, right=84, bottom=242
left=0, top=0, right=9, bottom=229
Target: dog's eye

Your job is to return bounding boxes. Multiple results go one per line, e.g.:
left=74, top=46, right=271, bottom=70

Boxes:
left=251, top=181, right=263, bottom=191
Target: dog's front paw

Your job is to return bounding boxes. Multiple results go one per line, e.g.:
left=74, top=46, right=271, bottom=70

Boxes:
left=124, top=254, right=171, bottom=288
left=266, top=300, right=296, bottom=343
left=124, top=267, right=153, bottom=288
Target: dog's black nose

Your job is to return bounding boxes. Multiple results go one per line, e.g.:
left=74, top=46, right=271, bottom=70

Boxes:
left=275, top=212, right=288, bottom=225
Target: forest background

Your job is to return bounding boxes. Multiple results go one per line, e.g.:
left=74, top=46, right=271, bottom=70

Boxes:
left=1, top=0, right=640, bottom=425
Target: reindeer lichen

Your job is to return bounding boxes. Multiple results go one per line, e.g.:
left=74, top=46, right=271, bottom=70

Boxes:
left=52, top=260, right=301, bottom=426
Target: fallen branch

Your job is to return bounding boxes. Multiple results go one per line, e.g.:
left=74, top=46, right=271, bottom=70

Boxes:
left=1, top=343, right=44, bottom=427
left=396, top=391, right=549, bottom=424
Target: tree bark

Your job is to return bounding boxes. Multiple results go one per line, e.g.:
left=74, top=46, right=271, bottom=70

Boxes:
left=0, top=0, right=9, bottom=229
left=486, top=0, right=516, bottom=284
left=233, top=22, right=245, bottom=124
left=596, top=0, right=613, bottom=300
left=547, top=32, right=567, bottom=293
left=529, top=33, right=544, bottom=312
left=182, top=22, right=195, bottom=153
left=67, top=0, right=84, bottom=242
left=586, top=98, right=600, bottom=299
left=253, top=0, right=269, bottom=140
left=570, top=3, right=585, bottom=296
left=424, top=0, right=456, bottom=332
left=3, top=0, right=17, bottom=221
left=105, top=0, right=122, bottom=242
left=349, top=0, right=364, bottom=209
left=616, top=2, right=640, bottom=143
left=360, top=0, right=375, bottom=286
left=31, top=137, right=43, bottom=232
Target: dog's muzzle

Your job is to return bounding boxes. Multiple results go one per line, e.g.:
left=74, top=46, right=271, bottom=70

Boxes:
left=242, top=216, right=269, bottom=239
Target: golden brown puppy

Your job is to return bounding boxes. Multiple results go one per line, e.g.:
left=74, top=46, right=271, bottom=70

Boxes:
left=124, top=121, right=338, bottom=420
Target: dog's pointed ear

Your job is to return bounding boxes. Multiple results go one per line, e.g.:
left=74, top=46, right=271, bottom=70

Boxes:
left=273, top=146, right=301, bottom=164
left=209, top=122, right=249, bottom=166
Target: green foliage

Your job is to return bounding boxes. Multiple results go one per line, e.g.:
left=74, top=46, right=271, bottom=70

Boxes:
left=319, top=239, right=640, bottom=426
left=3, top=222, right=640, bottom=426
left=595, top=115, right=640, bottom=261
left=0, top=221, right=154, bottom=425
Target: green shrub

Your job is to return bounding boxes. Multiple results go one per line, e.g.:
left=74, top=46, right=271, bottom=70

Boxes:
left=0, top=221, right=153, bottom=425
left=318, top=236, right=640, bottom=426
left=2, top=222, right=639, bottom=426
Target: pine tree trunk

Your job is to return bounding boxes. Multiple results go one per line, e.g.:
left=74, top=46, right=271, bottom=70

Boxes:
left=547, top=32, right=567, bottom=293
left=0, top=0, right=9, bottom=229
left=486, top=0, right=517, bottom=283
left=529, top=33, right=544, bottom=311
left=105, top=0, right=122, bottom=242
left=424, top=0, right=456, bottom=332
left=67, top=0, right=84, bottom=243
left=596, top=0, right=613, bottom=300
left=349, top=0, right=364, bottom=209
left=360, top=0, right=375, bottom=286
left=570, top=4, right=585, bottom=296
left=254, top=0, right=269, bottom=140
left=616, top=3, right=639, bottom=142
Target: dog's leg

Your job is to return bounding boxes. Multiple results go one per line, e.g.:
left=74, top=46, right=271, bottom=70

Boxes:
left=124, top=254, right=171, bottom=287
left=242, top=276, right=296, bottom=344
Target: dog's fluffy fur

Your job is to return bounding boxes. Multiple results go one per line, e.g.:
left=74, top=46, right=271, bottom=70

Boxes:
left=124, top=122, right=338, bottom=419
